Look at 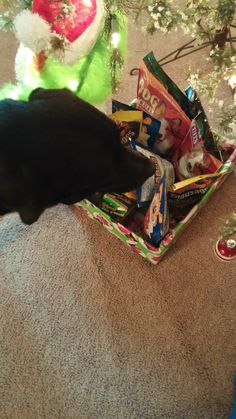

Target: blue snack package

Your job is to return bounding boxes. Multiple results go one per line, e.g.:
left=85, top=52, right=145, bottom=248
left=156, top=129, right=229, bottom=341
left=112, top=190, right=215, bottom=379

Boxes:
left=144, top=175, right=169, bottom=245
left=112, top=99, right=161, bottom=150
left=140, top=115, right=161, bottom=149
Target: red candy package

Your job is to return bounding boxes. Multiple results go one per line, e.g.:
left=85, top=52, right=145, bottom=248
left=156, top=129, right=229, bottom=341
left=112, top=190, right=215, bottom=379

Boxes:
left=173, top=120, right=222, bottom=179
left=174, top=144, right=222, bottom=180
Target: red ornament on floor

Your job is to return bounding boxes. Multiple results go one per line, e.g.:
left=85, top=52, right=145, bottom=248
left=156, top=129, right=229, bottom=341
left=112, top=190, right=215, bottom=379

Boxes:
left=215, top=238, right=236, bottom=261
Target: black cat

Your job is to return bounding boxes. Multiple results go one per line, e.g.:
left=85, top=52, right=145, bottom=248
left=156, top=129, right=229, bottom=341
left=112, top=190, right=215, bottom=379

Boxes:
left=0, top=88, right=154, bottom=224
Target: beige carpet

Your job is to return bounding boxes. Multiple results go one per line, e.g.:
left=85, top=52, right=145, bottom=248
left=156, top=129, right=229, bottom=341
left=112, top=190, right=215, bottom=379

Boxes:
left=0, top=23, right=236, bottom=419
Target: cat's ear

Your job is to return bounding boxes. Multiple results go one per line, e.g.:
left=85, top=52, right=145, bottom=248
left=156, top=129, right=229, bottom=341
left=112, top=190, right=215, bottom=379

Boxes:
left=29, top=87, right=76, bottom=102
left=29, top=88, right=47, bottom=101
left=19, top=206, right=44, bottom=225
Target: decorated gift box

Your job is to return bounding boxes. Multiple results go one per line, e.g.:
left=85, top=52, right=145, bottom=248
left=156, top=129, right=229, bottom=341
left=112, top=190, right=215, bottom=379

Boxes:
left=73, top=52, right=236, bottom=264
left=73, top=152, right=235, bottom=265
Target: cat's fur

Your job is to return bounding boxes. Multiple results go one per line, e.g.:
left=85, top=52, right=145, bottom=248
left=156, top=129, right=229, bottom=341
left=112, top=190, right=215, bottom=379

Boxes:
left=0, top=88, right=154, bottom=224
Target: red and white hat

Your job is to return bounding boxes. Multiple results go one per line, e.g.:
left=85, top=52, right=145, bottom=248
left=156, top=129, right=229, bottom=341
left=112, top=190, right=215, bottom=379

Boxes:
left=14, top=0, right=105, bottom=64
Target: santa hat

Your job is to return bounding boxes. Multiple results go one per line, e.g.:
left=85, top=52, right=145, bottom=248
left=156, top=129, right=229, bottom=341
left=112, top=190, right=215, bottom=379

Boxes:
left=14, top=0, right=105, bottom=64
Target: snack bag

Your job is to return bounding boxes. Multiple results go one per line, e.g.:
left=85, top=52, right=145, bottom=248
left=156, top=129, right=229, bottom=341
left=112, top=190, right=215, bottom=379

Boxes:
left=174, top=143, right=222, bottom=180
left=144, top=52, right=194, bottom=119
left=185, top=86, right=221, bottom=160
left=112, top=99, right=161, bottom=149
left=144, top=175, right=169, bottom=245
left=111, top=192, right=136, bottom=207
left=112, top=99, right=174, bottom=153
left=137, top=52, right=202, bottom=156
left=101, top=193, right=136, bottom=222
left=165, top=87, right=222, bottom=179
left=139, top=114, right=161, bottom=149
left=141, top=115, right=178, bottom=156
left=110, top=108, right=143, bottom=147
left=168, top=173, right=223, bottom=212
left=132, top=144, right=175, bottom=207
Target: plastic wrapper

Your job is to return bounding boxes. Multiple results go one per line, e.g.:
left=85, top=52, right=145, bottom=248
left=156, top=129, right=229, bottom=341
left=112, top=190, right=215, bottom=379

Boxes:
left=131, top=144, right=175, bottom=207
left=144, top=175, right=169, bottom=245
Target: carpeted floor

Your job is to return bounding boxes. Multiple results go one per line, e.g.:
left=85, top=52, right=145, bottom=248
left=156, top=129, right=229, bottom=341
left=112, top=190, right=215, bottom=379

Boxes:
left=0, top=23, right=235, bottom=419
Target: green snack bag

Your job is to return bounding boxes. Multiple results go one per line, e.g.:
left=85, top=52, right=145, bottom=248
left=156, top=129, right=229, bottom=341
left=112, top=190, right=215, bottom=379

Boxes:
left=101, top=193, right=136, bottom=222
left=102, top=194, right=128, bottom=215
